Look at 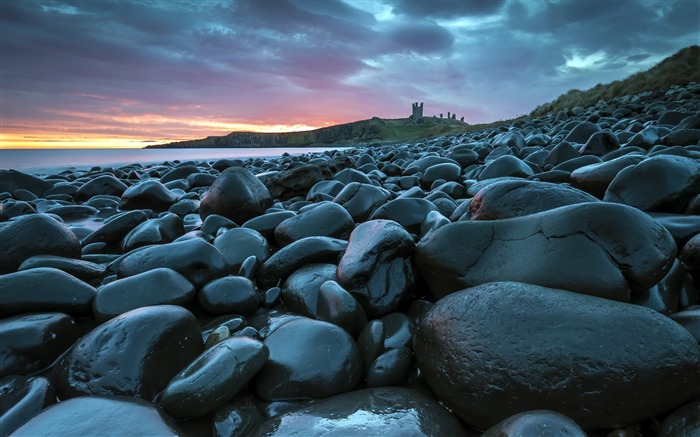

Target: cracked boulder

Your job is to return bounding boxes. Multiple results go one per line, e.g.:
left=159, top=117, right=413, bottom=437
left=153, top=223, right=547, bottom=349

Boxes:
left=468, top=179, right=598, bottom=220
left=415, top=202, right=676, bottom=301
left=413, top=282, right=700, bottom=430
left=337, top=220, right=416, bottom=316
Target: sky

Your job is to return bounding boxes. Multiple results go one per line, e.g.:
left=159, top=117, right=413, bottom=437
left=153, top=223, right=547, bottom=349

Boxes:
left=1, top=0, right=698, bottom=149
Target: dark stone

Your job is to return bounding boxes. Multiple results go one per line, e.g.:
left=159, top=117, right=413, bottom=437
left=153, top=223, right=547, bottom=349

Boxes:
left=416, top=202, right=676, bottom=301
left=254, top=316, right=361, bottom=401
left=11, top=395, right=182, bottom=437
left=275, top=201, right=354, bottom=247
left=369, top=198, right=438, bottom=235
left=0, top=375, right=55, bottom=437
left=160, top=164, right=200, bottom=183
left=1, top=201, right=36, bottom=219
left=649, top=212, right=700, bottom=246
left=570, top=154, right=645, bottom=198
left=482, top=410, right=587, bottom=437
left=93, top=268, right=196, bottom=321
left=579, top=131, right=619, bottom=156
left=333, top=168, right=371, bottom=185
left=160, top=337, right=269, bottom=419
left=414, top=282, right=700, bottom=430
left=492, top=130, right=526, bottom=150
left=446, top=146, right=479, bottom=168
left=420, top=163, right=461, bottom=189
left=563, top=121, right=602, bottom=144
left=201, top=213, right=237, bottom=237
left=0, top=214, right=81, bottom=274
left=625, top=126, right=664, bottom=150
left=117, top=238, right=227, bottom=289
left=18, top=255, right=106, bottom=283
left=365, top=347, right=413, bottom=388
left=316, top=280, right=367, bottom=337
left=199, top=275, right=261, bottom=315
left=681, top=233, right=700, bottom=281
left=358, top=319, right=384, bottom=374
left=544, top=142, right=579, bottom=166
left=201, top=167, right=272, bottom=222
left=469, top=179, right=598, bottom=220
left=307, top=180, right=345, bottom=202
left=337, top=220, right=415, bottom=316
left=55, top=305, right=203, bottom=400
left=662, top=129, right=700, bottom=146
left=121, top=212, right=184, bottom=252
left=119, top=180, right=178, bottom=212
left=632, top=259, right=694, bottom=315
left=248, top=387, right=466, bottom=437
left=168, top=198, right=200, bottom=216
left=212, top=398, right=264, bottom=437
left=332, top=182, right=392, bottom=222
left=242, top=211, right=296, bottom=240
left=81, top=210, right=148, bottom=247
left=214, top=227, right=270, bottom=274
left=0, top=313, right=80, bottom=378
left=281, top=263, right=336, bottom=318
left=259, top=162, right=334, bottom=201
left=0, top=268, right=96, bottom=317
left=257, top=237, right=347, bottom=289
left=74, top=174, right=127, bottom=203
left=479, top=155, right=534, bottom=180
left=658, top=401, right=700, bottom=437
left=604, top=155, right=700, bottom=212
left=0, top=170, right=51, bottom=197
left=45, top=204, right=98, bottom=221
left=670, top=307, right=700, bottom=343
left=552, top=155, right=601, bottom=172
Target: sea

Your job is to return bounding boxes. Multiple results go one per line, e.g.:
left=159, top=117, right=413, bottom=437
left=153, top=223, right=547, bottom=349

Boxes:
left=0, top=147, right=352, bottom=175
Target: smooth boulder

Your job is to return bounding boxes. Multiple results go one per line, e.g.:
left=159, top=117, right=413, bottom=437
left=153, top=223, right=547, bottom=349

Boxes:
left=200, top=167, right=272, bottom=223
left=413, top=282, right=700, bottom=430
left=416, top=202, right=676, bottom=301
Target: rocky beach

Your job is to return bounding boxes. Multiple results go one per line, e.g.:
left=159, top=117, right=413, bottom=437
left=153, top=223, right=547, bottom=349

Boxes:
left=1, top=81, right=700, bottom=437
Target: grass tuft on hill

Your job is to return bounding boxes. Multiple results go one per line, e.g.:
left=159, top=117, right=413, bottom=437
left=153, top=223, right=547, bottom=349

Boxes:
left=530, top=45, right=700, bottom=117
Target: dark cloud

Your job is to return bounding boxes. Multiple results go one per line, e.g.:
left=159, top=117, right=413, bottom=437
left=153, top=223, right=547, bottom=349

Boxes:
left=387, top=22, right=454, bottom=54
left=389, top=0, right=507, bottom=18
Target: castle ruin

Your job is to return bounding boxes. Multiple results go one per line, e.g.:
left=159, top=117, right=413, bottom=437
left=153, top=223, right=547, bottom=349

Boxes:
left=411, top=102, right=423, bottom=122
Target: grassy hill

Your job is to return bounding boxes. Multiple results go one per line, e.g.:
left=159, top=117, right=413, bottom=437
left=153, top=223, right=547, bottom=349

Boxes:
left=530, top=45, right=700, bottom=117
left=147, top=116, right=470, bottom=149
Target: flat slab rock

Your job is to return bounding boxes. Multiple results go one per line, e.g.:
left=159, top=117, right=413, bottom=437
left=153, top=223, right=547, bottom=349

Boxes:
left=413, top=281, right=700, bottom=430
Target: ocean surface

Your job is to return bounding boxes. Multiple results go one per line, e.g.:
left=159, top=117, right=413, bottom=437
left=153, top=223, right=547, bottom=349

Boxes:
left=0, top=147, right=351, bottom=175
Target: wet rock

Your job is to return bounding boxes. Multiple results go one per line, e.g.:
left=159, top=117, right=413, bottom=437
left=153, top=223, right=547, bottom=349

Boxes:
left=213, top=398, right=265, bottom=437
left=492, top=130, right=526, bottom=150
left=604, top=155, right=700, bottom=212
left=316, top=280, right=367, bottom=337
left=18, top=255, right=106, bottom=283
left=369, top=198, right=438, bottom=235
left=0, top=313, right=80, bottom=378
left=478, top=155, right=534, bottom=180
left=160, top=337, right=269, bottom=419
left=337, top=220, right=415, bottom=316
left=414, top=282, right=700, bottom=430
left=420, top=163, right=461, bottom=189
left=544, top=142, right=579, bottom=166
left=307, top=179, right=345, bottom=202
left=160, top=164, right=200, bottom=184
left=117, top=238, right=227, bottom=289
left=257, top=237, right=347, bottom=289
left=201, top=167, right=272, bottom=223
left=275, top=201, right=354, bottom=246
left=242, top=211, right=296, bottom=240
left=332, top=182, right=392, bottom=223
left=570, top=154, right=645, bottom=198
left=658, top=401, right=700, bottom=437
left=416, top=202, right=676, bottom=301
left=93, top=268, right=195, bottom=321
left=670, top=306, right=700, bottom=342
left=0, top=376, right=55, bottom=437
left=254, top=316, right=361, bottom=401
left=0, top=268, right=96, bottom=317
left=564, top=121, right=602, bottom=144
left=482, top=410, right=587, bottom=437
left=469, top=179, right=598, bottom=220
left=10, top=395, right=182, bottom=437
left=681, top=233, right=700, bottom=281
left=119, top=180, right=178, bottom=212
left=214, top=227, right=270, bottom=274
left=0, top=214, right=81, bottom=274
left=55, top=305, right=203, bottom=400
left=199, top=275, right=261, bottom=315
left=81, top=210, right=148, bottom=247
left=281, top=263, right=336, bottom=318
left=120, top=212, right=184, bottom=252
left=580, top=131, right=619, bottom=156
left=365, top=347, right=413, bottom=388
left=259, top=162, right=335, bottom=201
left=358, top=319, right=385, bottom=373
left=248, top=387, right=466, bottom=437
left=632, top=258, right=693, bottom=315
left=0, top=170, right=51, bottom=198
left=334, top=168, right=371, bottom=185
left=649, top=212, right=700, bottom=246
left=74, top=174, right=127, bottom=203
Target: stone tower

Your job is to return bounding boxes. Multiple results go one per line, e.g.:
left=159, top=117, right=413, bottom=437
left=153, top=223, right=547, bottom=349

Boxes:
left=411, top=102, right=424, bottom=121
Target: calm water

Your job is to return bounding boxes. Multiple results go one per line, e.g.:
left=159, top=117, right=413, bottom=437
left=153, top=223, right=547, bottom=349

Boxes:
left=0, top=147, right=351, bottom=175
